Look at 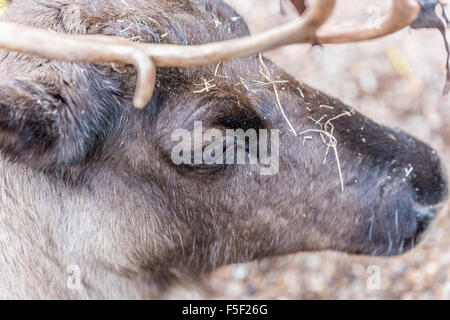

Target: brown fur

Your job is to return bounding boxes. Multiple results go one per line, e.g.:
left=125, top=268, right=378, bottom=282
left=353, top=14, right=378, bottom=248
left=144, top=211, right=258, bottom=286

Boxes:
left=0, top=0, right=447, bottom=299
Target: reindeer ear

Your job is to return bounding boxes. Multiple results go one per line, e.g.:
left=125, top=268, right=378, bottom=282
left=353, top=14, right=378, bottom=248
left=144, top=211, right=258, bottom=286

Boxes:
left=203, top=0, right=250, bottom=38
left=0, top=79, right=94, bottom=169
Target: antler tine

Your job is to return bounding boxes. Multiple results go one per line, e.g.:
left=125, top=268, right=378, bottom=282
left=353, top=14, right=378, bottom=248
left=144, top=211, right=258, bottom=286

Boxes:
left=317, top=0, right=422, bottom=44
left=0, top=0, right=335, bottom=109
left=0, top=23, right=157, bottom=108
left=139, top=0, right=336, bottom=67
left=0, top=1, right=428, bottom=108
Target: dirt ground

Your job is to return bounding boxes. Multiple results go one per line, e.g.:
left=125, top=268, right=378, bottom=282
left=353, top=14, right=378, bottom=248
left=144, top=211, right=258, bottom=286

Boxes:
left=165, top=0, right=450, bottom=299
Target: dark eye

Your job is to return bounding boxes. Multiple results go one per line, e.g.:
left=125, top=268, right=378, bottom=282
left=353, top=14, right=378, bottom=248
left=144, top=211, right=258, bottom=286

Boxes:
left=169, top=96, right=267, bottom=175
left=214, top=113, right=266, bottom=132
left=200, top=127, right=262, bottom=171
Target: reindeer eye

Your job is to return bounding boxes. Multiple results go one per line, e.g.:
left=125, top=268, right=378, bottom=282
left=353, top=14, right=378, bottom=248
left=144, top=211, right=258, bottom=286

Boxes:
left=214, top=114, right=265, bottom=132
left=168, top=96, right=265, bottom=175
left=201, top=128, right=260, bottom=169
left=201, top=137, right=230, bottom=165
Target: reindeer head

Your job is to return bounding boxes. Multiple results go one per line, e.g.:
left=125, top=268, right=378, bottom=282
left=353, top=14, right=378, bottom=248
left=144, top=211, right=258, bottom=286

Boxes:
left=0, top=0, right=447, bottom=276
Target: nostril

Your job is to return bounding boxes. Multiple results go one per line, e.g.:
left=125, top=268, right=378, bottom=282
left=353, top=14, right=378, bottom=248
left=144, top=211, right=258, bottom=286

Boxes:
left=414, top=202, right=437, bottom=221
left=412, top=202, right=439, bottom=239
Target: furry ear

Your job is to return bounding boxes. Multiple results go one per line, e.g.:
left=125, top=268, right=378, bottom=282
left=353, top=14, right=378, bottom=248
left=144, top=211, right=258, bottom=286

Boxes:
left=0, top=80, right=63, bottom=167
left=0, top=77, right=121, bottom=169
left=203, top=0, right=250, bottom=38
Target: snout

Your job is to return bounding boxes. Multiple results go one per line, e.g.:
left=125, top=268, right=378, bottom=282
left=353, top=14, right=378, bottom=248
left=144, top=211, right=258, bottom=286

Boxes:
left=410, top=150, right=448, bottom=208
left=360, top=172, right=447, bottom=257
left=375, top=145, right=448, bottom=256
left=407, top=157, right=448, bottom=245
left=412, top=202, right=441, bottom=241
left=380, top=199, right=445, bottom=257
left=343, top=126, right=449, bottom=257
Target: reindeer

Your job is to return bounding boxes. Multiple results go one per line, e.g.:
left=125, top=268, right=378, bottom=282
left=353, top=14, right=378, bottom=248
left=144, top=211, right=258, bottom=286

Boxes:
left=0, top=0, right=447, bottom=299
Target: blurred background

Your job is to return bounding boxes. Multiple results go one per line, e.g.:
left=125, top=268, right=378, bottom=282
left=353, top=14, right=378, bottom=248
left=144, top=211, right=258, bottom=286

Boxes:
left=166, top=0, right=450, bottom=299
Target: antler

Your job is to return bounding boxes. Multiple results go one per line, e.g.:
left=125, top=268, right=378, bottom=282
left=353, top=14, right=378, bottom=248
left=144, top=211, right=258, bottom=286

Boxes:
left=317, top=0, right=421, bottom=43
left=0, top=0, right=423, bottom=109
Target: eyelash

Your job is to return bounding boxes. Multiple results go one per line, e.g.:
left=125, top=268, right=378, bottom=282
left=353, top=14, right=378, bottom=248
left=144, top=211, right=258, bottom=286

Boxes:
left=201, top=136, right=260, bottom=165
